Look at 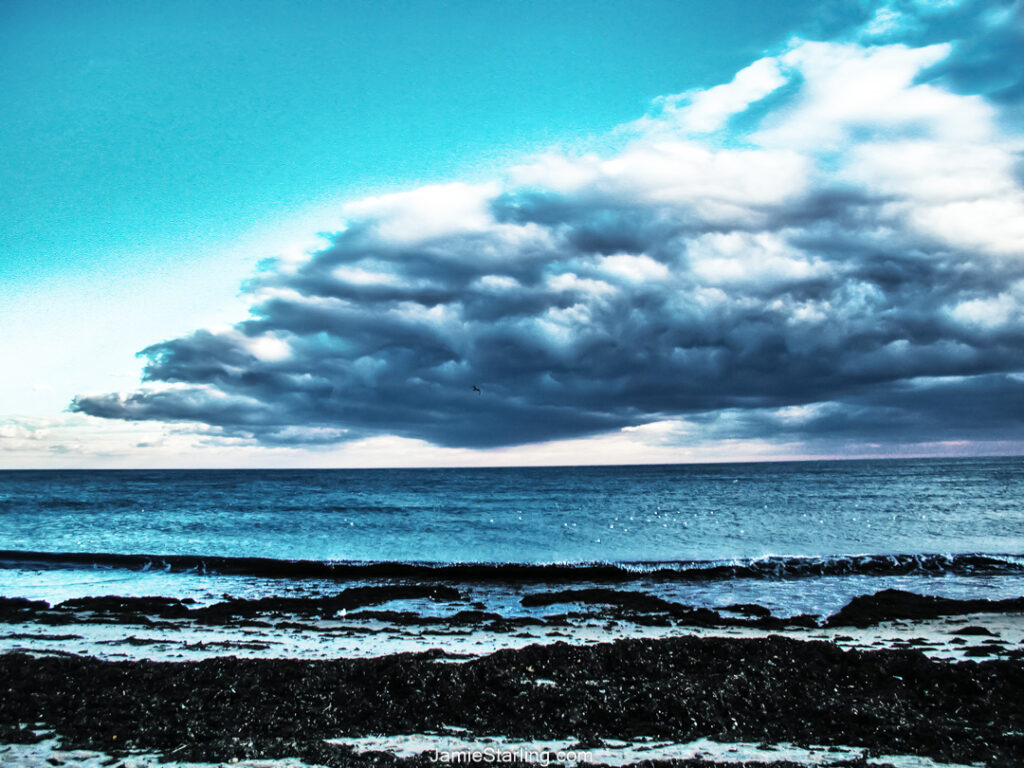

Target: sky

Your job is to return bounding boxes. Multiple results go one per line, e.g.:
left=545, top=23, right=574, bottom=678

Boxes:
left=2, top=0, right=1024, bottom=468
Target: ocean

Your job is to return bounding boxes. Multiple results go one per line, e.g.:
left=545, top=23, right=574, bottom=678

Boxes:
left=1, top=456, right=1023, bottom=621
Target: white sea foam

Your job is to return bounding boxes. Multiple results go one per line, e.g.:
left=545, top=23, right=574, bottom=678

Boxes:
left=0, top=735, right=986, bottom=768
left=1, top=610, right=1020, bottom=663
left=329, top=733, right=981, bottom=767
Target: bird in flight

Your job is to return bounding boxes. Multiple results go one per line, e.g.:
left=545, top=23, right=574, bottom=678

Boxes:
left=472, top=385, right=482, bottom=394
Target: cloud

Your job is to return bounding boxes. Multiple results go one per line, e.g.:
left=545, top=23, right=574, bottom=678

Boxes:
left=648, top=57, right=788, bottom=135
left=72, top=4, right=1024, bottom=453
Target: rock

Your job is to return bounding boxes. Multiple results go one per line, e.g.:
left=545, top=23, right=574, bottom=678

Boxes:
left=950, top=625, right=997, bottom=637
left=826, top=589, right=1024, bottom=627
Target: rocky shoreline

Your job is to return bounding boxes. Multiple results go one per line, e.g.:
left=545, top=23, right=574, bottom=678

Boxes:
left=1, top=589, right=1023, bottom=767
left=4, top=587, right=1024, bottom=630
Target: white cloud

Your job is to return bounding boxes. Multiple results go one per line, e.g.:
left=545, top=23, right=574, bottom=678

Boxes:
left=687, top=232, right=829, bottom=286
left=475, top=274, right=521, bottom=292
left=596, top=141, right=810, bottom=211
left=342, top=181, right=500, bottom=244
left=546, top=272, right=616, bottom=295
left=331, top=266, right=404, bottom=286
left=910, top=197, right=1024, bottom=256
left=597, top=253, right=670, bottom=282
left=758, top=41, right=971, bottom=149
left=949, top=294, right=1018, bottom=328
left=658, top=57, right=788, bottom=134
left=243, top=334, right=293, bottom=362
left=860, top=6, right=908, bottom=38
left=509, top=152, right=603, bottom=194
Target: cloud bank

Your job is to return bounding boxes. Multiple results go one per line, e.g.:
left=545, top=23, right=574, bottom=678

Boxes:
left=73, top=1, right=1024, bottom=453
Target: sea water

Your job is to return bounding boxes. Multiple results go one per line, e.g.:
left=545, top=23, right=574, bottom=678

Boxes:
left=1, top=456, right=1022, bottom=617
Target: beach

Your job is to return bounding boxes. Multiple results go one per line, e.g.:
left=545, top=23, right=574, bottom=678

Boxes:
left=2, top=461, right=1023, bottom=766
left=2, top=583, right=1023, bottom=768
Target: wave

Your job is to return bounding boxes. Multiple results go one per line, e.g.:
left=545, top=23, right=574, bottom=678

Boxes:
left=0, top=549, right=1022, bottom=583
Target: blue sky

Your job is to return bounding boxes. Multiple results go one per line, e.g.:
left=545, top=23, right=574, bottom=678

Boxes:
left=3, top=0, right=1024, bottom=467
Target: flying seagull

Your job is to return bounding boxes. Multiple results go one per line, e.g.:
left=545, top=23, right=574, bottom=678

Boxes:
left=472, top=385, right=481, bottom=394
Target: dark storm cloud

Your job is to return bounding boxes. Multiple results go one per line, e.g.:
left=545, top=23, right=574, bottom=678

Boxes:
left=71, top=194, right=1024, bottom=448
left=688, top=374, right=1024, bottom=445
left=72, top=12, right=1024, bottom=450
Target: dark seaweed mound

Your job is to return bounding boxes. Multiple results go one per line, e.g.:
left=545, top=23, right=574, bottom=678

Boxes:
left=2, top=634, right=1022, bottom=767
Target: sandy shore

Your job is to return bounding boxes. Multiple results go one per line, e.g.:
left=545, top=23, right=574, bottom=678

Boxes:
left=1, top=589, right=1022, bottom=767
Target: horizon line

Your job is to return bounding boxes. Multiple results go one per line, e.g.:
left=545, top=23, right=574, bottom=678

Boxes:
left=3, top=451, right=1021, bottom=472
